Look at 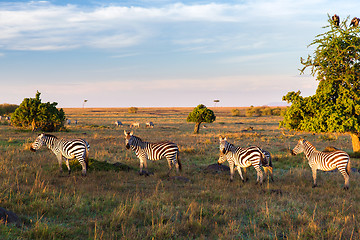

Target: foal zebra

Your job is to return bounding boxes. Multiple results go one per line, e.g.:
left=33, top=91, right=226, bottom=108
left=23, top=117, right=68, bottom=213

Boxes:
left=218, top=136, right=269, bottom=184
left=30, top=133, right=90, bottom=176
left=124, top=130, right=181, bottom=176
left=291, top=139, right=351, bottom=189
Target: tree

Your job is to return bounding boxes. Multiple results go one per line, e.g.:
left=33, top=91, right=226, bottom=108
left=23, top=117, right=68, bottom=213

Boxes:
left=280, top=15, right=360, bottom=152
left=11, top=91, right=66, bottom=131
left=187, top=104, right=216, bottom=134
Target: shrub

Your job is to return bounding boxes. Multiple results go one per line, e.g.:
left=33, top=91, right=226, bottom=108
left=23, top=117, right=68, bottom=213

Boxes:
left=231, top=109, right=243, bottom=117
left=11, top=91, right=66, bottom=131
left=128, top=107, right=138, bottom=113
left=0, top=104, right=18, bottom=116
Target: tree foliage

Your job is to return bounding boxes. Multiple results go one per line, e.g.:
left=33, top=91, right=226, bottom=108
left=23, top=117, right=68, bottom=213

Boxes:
left=281, top=15, right=360, bottom=151
left=187, top=104, right=216, bottom=133
left=11, top=91, right=66, bottom=132
left=0, top=104, right=18, bottom=116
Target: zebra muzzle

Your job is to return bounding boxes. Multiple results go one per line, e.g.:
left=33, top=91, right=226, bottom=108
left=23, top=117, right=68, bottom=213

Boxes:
left=125, top=144, right=130, bottom=149
left=290, top=150, right=296, bottom=156
left=30, top=147, right=36, bottom=152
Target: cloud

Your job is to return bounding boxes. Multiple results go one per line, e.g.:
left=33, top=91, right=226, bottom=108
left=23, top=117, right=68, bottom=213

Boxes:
left=4, top=0, right=359, bottom=51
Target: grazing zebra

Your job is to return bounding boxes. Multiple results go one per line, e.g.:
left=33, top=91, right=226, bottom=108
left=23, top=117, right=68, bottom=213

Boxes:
left=218, top=136, right=269, bottom=184
left=130, top=122, right=140, bottom=128
left=291, top=139, right=350, bottom=189
left=114, top=120, right=123, bottom=127
left=30, top=133, right=90, bottom=176
left=124, top=130, right=181, bottom=176
left=146, top=122, right=154, bottom=128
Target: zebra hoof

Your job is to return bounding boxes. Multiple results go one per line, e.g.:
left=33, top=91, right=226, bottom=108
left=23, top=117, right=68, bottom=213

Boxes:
left=343, top=186, right=349, bottom=190
left=312, top=184, right=317, bottom=188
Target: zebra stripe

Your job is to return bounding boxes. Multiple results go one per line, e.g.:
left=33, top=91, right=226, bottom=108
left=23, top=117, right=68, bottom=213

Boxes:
left=291, top=139, right=350, bottom=189
left=30, top=133, right=90, bottom=176
left=218, top=136, right=267, bottom=184
left=124, top=130, right=181, bottom=175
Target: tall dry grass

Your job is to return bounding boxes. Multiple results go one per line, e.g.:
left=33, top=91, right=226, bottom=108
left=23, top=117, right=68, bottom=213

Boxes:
left=0, top=107, right=359, bottom=239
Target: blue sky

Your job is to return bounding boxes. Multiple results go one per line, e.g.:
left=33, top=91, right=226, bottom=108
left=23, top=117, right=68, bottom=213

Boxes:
left=0, top=0, right=359, bottom=108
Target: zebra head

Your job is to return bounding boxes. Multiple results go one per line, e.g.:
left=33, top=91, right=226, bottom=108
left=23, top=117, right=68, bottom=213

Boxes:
left=291, top=139, right=306, bottom=155
left=124, top=130, right=134, bottom=149
left=30, top=133, right=46, bottom=152
left=217, top=153, right=227, bottom=165
left=219, top=136, right=228, bottom=154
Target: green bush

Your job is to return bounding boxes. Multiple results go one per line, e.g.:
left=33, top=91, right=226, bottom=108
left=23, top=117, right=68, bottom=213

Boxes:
left=128, top=107, right=138, bottom=113
left=0, top=104, right=18, bottom=116
left=231, top=108, right=244, bottom=117
left=11, top=91, right=66, bottom=131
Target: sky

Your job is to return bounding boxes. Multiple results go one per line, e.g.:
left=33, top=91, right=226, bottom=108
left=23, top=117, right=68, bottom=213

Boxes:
left=0, top=0, right=359, bottom=108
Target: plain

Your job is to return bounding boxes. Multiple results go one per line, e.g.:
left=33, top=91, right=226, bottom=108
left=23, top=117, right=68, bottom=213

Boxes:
left=0, top=107, right=359, bottom=239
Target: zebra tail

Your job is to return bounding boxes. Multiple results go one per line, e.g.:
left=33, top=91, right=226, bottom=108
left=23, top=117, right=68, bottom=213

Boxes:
left=177, top=150, right=182, bottom=172
left=346, top=158, right=351, bottom=176
left=85, top=147, right=89, bottom=170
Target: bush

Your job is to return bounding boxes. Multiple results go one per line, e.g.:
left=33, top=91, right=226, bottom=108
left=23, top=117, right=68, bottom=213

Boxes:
left=0, top=104, right=19, bottom=116
left=128, top=107, right=138, bottom=113
left=231, top=109, right=244, bottom=117
left=11, top=91, right=66, bottom=131
left=245, top=106, right=284, bottom=117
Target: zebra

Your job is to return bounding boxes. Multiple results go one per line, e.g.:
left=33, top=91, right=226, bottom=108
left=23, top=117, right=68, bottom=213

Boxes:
left=115, top=120, right=123, bottom=127
left=291, top=139, right=351, bottom=189
left=124, top=130, right=181, bottom=176
left=146, top=122, right=154, bottom=128
left=218, top=136, right=269, bottom=184
left=130, top=122, right=140, bottom=128
left=30, top=133, right=90, bottom=176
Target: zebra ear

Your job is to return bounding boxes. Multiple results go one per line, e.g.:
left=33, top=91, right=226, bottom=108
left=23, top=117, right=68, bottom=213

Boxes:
left=130, top=131, right=133, bottom=136
left=224, top=137, right=227, bottom=141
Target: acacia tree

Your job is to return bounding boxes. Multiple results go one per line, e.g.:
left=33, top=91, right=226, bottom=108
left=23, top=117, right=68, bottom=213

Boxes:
left=187, top=104, right=216, bottom=134
left=11, top=91, right=66, bottom=131
left=281, top=15, right=360, bottom=151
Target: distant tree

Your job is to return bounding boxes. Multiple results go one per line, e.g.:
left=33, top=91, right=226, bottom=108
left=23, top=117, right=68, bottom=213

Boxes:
left=281, top=15, right=360, bottom=152
left=128, top=107, right=138, bottom=113
left=187, top=104, right=216, bottom=134
left=0, top=104, right=18, bottom=116
left=11, top=91, right=66, bottom=131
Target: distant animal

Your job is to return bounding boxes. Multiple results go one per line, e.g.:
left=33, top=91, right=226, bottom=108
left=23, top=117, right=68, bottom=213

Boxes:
left=261, top=149, right=274, bottom=182
left=124, top=130, right=181, bottom=176
left=5, top=116, right=10, bottom=121
left=114, top=120, right=123, bottom=127
left=130, top=122, right=140, bottom=128
left=74, top=120, right=78, bottom=125
left=291, top=139, right=350, bottom=189
left=0, top=116, right=2, bottom=120
left=67, top=119, right=71, bottom=125
left=350, top=17, right=359, bottom=27
left=146, top=122, right=154, bottom=128
left=30, top=133, right=90, bottom=176
left=332, top=14, right=340, bottom=26
left=218, top=136, right=268, bottom=184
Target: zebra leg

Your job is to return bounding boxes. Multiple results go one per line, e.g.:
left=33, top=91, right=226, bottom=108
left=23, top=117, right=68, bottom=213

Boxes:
left=311, top=168, right=317, bottom=188
left=254, top=165, right=263, bottom=185
left=139, top=158, right=149, bottom=176
left=166, top=159, right=173, bottom=176
left=338, top=167, right=350, bottom=190
left=229, top=162, right=235, bottom=182
left=65, top=159, right=71, bottom=175
left=236, top=166, right=245, bottom=182
left=57, top=154, right=64, bottom=173
left=80, top=160, right=87, bottom=176
left=243, top=167, right=249, bottom=182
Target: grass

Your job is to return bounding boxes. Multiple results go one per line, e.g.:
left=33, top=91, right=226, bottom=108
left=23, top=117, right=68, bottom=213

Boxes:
left=0, top=107, right=359, bottom=239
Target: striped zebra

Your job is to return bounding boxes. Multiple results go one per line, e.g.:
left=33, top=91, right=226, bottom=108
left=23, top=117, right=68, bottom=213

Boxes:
left=218, top=136, right=270, bottom=184
left=291, top=139, right=351, bottom=189
left=30, top=133, right=90, bottom=176
left=124, top=130, right=181, bottom=176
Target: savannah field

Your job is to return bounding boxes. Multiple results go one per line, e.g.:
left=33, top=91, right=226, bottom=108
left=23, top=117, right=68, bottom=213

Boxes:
left=0, top=107, right=360, bottom=240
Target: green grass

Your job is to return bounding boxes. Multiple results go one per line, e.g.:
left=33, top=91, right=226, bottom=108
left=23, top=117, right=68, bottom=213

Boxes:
left=0, top=107, right=359, bottom=239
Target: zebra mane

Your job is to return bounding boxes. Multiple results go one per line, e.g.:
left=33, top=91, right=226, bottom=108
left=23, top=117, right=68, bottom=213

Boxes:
left=302, top=139, right=316, bottom=150
left=131, top=135, right=143, bottom=142
left=42, top=133, right=58, bottom=139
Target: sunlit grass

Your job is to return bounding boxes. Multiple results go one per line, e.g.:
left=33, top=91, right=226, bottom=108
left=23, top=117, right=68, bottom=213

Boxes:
left=0, top=107, right=359, bottom=239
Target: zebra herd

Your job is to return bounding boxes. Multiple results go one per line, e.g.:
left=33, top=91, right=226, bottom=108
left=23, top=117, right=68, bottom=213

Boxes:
left=30, top=132, right=352, bottom=189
